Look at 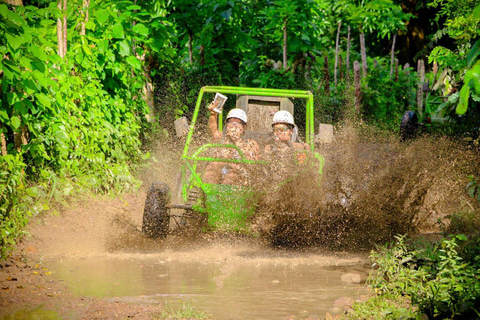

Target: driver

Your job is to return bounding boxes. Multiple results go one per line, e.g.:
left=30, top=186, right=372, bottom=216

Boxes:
left=203, top=101, right=260, bottom=185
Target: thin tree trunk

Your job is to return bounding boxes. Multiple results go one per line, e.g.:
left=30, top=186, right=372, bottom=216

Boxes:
left=390, top=33, right=397, bottom=80
left=0, top=123, right=7, bottom=156
left=417, top=59, right=425, bottom=118
left=324, top=56, right=330, bottom=93
left=57, top=1, right=64, bottom=58
left=334, top=21, right=341, bottom=86
left=346, top=26, right=351, bottom=81
left=143, top=55, right=155, bottom=122
left=359, top=32, right=367, bottom=78
left=188, top=29, right=193, bottom=64
left=283, top=18, right=287, bottom=70
left=80, top=0, right=90, bottom=36
left=14, top=125, right=28, bottom=152
left=339, top=55, right=343, bottom=81
left=354, top=60, right=361, bottom=115
left=62, top=0, right=67, bottom=61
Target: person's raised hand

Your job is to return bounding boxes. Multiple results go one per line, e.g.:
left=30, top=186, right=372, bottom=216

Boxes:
left=208, top=101, right=219, bottom=114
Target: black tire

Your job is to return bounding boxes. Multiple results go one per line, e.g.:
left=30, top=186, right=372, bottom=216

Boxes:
left=142, top=182, right=171, bottom=239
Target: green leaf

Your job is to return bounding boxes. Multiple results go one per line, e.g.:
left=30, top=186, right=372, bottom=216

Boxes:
left=98, top=39, right=108, bottom=54
left=132, top=23, right=149, bottom=36
left=456, top=85, right=470, bottom=115
left=23, top=79, right=37, bottom=95
left=30, top=44, right=48, bottom=61
left=35, top=93, right=51, bottom=109
left=10, top=116, right=21, bottom=129
left=118, top=41, right=130, bottom=57
left=474, top=4, right=480, bottom=20
left=466, top=40, right=480, bottom=68
left=85, top=20, right=95, bottom=30
left=112, top=23, right=124, bottom=39
left=32, top=61, right=46, bottom=73
left=94, top=9, right=109, bottom=25
left=26, top=186, right=39, bottom=197
left=6, top=34, right=24, bottom=50
left=0, top=110, right=8, bottom=122
left=126, top=56, right=142, bottom=69
left=126, top=5, right=142, bottom=11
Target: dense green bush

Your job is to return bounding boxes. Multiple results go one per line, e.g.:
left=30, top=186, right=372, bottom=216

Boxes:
left=349, top=234, right=480, bottom=319
left=0, top=1, right=172, bottom=259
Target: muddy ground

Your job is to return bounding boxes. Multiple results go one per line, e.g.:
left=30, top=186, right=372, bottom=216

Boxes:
left=0, top=192, right=163, bottom=319
left=1, top=125, right=478, bottom=319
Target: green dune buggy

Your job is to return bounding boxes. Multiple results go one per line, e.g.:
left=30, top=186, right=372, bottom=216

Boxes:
left=142, top=86, right=325, bottom=238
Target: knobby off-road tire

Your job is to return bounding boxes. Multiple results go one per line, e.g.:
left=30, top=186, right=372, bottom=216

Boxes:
left=142, top=182, right=171, bottom=239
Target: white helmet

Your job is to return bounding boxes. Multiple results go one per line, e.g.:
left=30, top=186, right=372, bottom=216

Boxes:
left=226, top=108, right=247, bottom=124
left=272, top=110, right=294, bottom=126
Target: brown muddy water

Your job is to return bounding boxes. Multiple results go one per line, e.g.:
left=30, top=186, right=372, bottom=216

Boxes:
left=48, top=248, right=368, bottom=319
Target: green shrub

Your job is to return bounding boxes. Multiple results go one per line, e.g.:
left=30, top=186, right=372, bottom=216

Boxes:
left=352, top=234, right=480, bottom=319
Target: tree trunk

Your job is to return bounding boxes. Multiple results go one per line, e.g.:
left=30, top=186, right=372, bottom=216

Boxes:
left=417, top=59, right=425, bottom=118
left=346, top=26, right=351, bottom=81
left=339, top=55, right=343, bottom=81
left=63, top=0, right=67, bottom=60
left=0, top=122, right=7, bottom=156
left=359, top=32, right=367, bottom=78
left=283, top=18, right=287, bottom=70
left=143, top=57, right=155, bottom=122
left=354, top=60, right=361, bottom=115
left=334, top=21, right=341, bottom=86
left=390, top=33, right=397, bottom=80
left=57, top=1, right=64, bottom=58
left=80, top=0, right=90, bottom=36
left=324, top=56, right=330, bottom=93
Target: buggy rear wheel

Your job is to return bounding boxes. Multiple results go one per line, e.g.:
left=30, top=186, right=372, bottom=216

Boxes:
left=142, top=182, right=171, bottom=239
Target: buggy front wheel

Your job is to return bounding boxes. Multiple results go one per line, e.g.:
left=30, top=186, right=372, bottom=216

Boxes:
left=142, top=182, right=171, bottom=239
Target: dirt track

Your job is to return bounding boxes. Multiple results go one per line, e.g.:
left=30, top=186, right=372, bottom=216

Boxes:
left=0, top=192, right=163, bottom=319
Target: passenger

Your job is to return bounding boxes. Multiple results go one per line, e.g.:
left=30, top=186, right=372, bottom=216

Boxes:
left=203, top=101, right=260, bottom=185
left=264, top=110, right=309, bottom=155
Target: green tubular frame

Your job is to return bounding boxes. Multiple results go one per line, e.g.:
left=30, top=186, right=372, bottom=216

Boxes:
left=179, top=86, right=322, bottom=212
left=182, top=86, right=316, bottom=159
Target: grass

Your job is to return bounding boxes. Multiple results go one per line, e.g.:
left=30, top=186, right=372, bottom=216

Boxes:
left=152, top=302, right=209, bottom=320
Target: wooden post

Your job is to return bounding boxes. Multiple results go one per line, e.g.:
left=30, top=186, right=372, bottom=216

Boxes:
left=390, top=33, right=397, bottom=80
left=334, top=21, right=341, bottom=86
left=359, top=32, right=367, bottom=78
left=354, top=60, right=361, bottom=115
left=324, top=56, right=330, bottom=93
left=417, top=59, right=425, bottom=118
left=283, top=18, right=288, bottom=70
left=346, top=26, right=351, bottom=81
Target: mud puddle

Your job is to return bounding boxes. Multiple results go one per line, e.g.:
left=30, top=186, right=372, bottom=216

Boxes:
left=47, top=247, right=368, bottom=319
